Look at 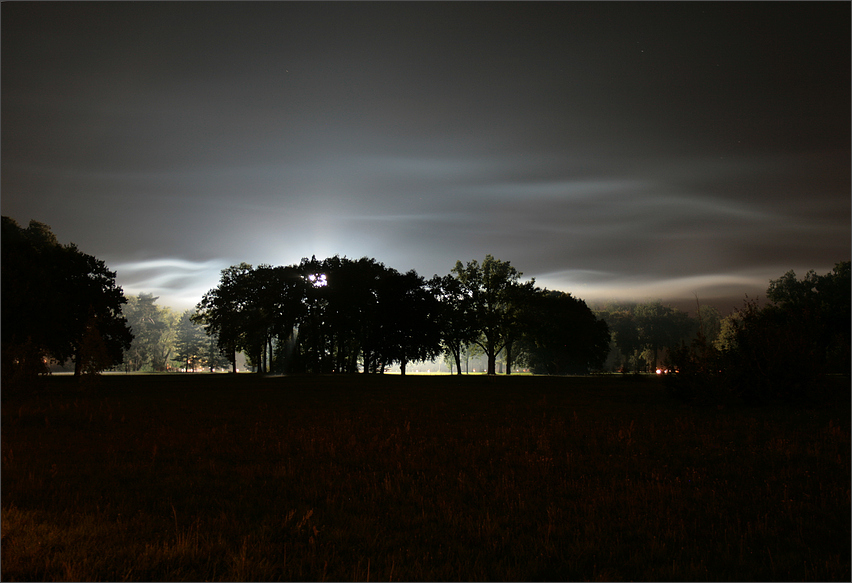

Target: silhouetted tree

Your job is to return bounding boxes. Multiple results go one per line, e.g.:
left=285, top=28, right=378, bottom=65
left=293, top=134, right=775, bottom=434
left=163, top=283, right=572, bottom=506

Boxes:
left=728, top=262, right=850, bottom=401
left=452, top=255, right=526, bottom=375
left=263, top=265, right=307, bottom=373
left=428, top=274, right=478, bottom=375
left=668, top=262, right=850, bottom=405
left=766, top=261, right=850, bottom=374
left=709, top=298, right=818, bottom=404
left=374, top=269, right=442, bottom=375
left=194, top=263, right=254, bottom=373
left=605, top=309, right=644, bottom=372
left=1, top=217, right=133, bottom=382
left=521, top=290, right=610, bottom=375
left=318, top=256, right=385, bottom=374
left=242, top=264, right=305, bottom=374
left=635, top=302, right=693, bottom=372
left=285, top=256, right=442, bottom=374
left=294, top=256, right=333, bottom=373
left=696, top=304, right=723, bottom=347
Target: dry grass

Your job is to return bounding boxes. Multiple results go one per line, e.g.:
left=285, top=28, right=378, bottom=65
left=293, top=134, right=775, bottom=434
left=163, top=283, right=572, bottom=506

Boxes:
left=2, top=373, right=849, bottom=581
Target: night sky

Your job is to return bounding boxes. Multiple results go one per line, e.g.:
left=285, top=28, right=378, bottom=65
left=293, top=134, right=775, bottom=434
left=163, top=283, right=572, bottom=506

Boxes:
left=3, top=2, right=849, bottom=314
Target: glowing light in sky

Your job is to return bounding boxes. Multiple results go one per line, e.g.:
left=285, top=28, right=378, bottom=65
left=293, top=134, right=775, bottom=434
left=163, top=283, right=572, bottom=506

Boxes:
left=1, top=3, right=846, bottom=316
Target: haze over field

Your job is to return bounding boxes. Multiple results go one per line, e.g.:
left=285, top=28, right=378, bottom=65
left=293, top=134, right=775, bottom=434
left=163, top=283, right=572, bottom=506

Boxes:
left=2, top=3, right=849, bottom=313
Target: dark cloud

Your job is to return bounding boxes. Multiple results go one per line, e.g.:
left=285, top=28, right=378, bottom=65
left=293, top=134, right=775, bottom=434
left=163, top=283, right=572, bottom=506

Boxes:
left=2, top=2, right=848, bottom=313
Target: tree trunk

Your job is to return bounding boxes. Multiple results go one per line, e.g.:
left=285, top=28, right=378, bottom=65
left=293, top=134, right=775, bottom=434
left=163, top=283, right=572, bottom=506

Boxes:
left=487, top=351, right=496, bottom=375
left=454, top=348, right=463, bottom=376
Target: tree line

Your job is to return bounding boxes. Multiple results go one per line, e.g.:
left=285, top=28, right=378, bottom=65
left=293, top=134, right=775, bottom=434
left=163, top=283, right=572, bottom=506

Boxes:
left=1, top=217, right=223, bottom=380
left=3, top=215, right=847, bottom=403
left=118, top=291, right=746, bottom=377
left=1, top=218, right=611, bottom=379
left=594, top=301, right=722, bottom=374
left=121, top=293, right=231, bottom=373
left=666, top=261, right=850, bottom=404
left=191, top=255, right=611, bottom=376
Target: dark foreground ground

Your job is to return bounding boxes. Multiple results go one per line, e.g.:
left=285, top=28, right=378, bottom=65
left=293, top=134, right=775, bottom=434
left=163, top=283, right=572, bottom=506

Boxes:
left=2, top=373, right=849, bottom=581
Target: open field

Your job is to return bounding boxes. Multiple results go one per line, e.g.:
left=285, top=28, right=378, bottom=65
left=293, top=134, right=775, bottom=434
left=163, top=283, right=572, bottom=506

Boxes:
left=2, top=374, right=849, bottom=581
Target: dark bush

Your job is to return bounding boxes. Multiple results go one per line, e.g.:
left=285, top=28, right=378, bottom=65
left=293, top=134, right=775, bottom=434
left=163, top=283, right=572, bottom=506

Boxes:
left=665, top=335, right=734, bottom=405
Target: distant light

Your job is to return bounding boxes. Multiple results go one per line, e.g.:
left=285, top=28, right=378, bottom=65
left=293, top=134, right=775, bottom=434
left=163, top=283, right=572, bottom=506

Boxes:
left=308, top=274, right=328, bottom=287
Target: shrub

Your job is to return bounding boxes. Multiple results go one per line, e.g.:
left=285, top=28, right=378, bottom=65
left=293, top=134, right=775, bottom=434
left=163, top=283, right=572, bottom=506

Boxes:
left=665, top=332, right=734, bottom=405
left=669, top=297, right=835, bottom=406
left=726, top=299, right=824, bottom=404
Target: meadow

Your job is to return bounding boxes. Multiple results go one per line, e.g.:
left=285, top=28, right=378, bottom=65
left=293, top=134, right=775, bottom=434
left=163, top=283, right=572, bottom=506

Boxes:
left=1, top=373, right=849, bottom=581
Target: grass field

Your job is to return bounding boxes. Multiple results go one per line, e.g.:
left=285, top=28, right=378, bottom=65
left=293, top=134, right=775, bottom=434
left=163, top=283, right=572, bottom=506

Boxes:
left=2, top=373, right=849, bottom=581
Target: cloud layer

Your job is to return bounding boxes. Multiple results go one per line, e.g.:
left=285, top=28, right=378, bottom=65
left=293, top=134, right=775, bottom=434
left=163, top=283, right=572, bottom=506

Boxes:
left=2, top=3, right=848, bottom=313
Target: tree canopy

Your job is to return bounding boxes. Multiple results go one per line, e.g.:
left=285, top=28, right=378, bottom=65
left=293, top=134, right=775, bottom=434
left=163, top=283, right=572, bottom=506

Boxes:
left=521, top=290, right=611, bottom=375
left=667, top=261, right=850, bottom=404
left=1, top=216, right=133, bottom=382
left=193, top=256, right=444, bottom=375
left=124, top=292, right=178, bottom=371
left=596, top=301, right=701, bottom=373
left=451, top=255, right=527, bottom=375
left=192, top=254, right=611, bottom=376
left=7, top=213, right=845, bottom=390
